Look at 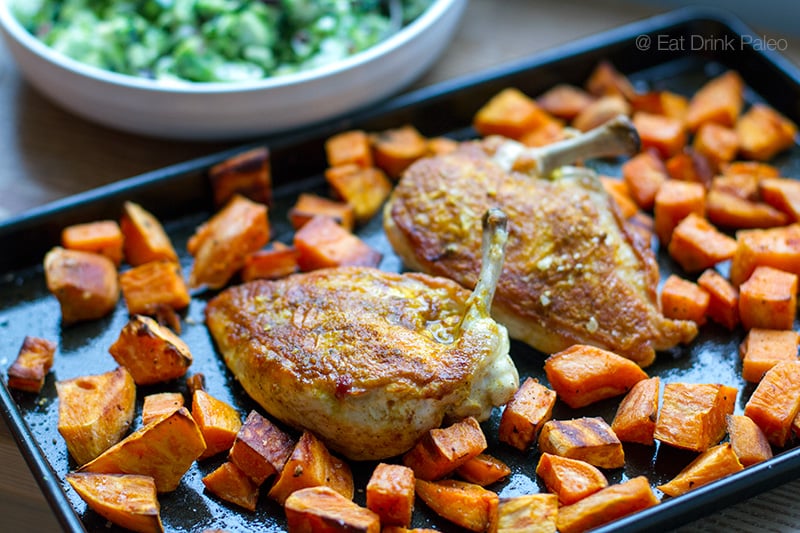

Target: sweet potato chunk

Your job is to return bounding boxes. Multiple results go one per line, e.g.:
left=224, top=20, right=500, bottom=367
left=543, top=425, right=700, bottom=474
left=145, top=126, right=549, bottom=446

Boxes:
left=631, top=90, right=689, bottom=122
left=685, top=70, right=744, bottom=131
left=371, top=125, right=429, bottom=178
left=658, top=443, right=743, bottom=497
left=201, top=461, right=259, bottom=512
left=498, top=377, right=556, bottom=451
left=289, top=193, right=356, bottom=231
left=286, top=486, right=380, bottom=533
left=109, top=315, right=192, bottom=385
left=544, top=344, right=648, bottom=409
left=497, top=494, right=558, bottom=533
left=537, top=84, right=594, bottom=120
left=120, top=202, right=179, bottom=266
left=6, top=336, right=56, bottom=393
left=556, top=476, right=659, bottom=533
left=141, top=392, right=184, bottom=427
left=192, top=390, right=242, bottom=459
left=760, top=178, right=800, bottom=223
left=660, top=275, right=710, bottom=325
left=654, top=382, right=737, bottom=452
left=325, top=165, right=392, bottom=223
left=744, top=360, right=800, bottom=447
left=66, top=473, right=162, bottom=533
left=325, top=130, right=374, bottom=168
left=693, top=123, right=739, bottom=169
left=427, top=136, right=459, bottom=156
left=736, top=103, right=797, bottom=161
left=697, top=269, right=740, bottom=330
left=456, top=454, right=511, bottom=487
left=240, top=244, right=299, bottom=282
left=665, top=149, right=713, bottom=187
left=79, top=407, right=206, bottom=492
left=119, top=261, right=190, bottom=316
left=706, top=188, right=789, bottom=230
left=621, top=151, right=669, bottom=211
left=294, top=215, right=381, bottom=271
left=668, top=214, right=737, bottom=273
left=44, top=247, right=119, bottom=324
left=726, top=414, right=773, bottom=466
left=415, top=479, right=499, bottom=533
left=535, top=453, right=608, bottom=505
left=600, top=176, right=639, bottom=219
left=653, top=180, right=705, bottom=246
left=572, top=95, right=631, bottom=132
left=538, top=417, right=624, bottom=469
left=633, top=111, right=687, bottom=158
left=57, top=367, right=136, bottom=466
left=519, top=115, right=567, bottom=148
left=611, top=376, right=660, bottom=445
left=403, top=417, right=487, bottom=481
left=711, top=173, right=760, bottom=201
left=738, top=266, right=797, bottom=330
left=62, top=220, right=124, bottom=266
left=740, top=328, right=799, bottom=383
left=187, top=194, right=270, bottom=289
left=585, top=61, right=636, bottom=100
left=229, top=410, right=295, bottom=486
left=729, top=224, right=800, bottom=286
left=474, top=88, right=549, bottom=140
left=208, top=146, right=272, bottom=207
left=366, top=463, right=415, bottom=527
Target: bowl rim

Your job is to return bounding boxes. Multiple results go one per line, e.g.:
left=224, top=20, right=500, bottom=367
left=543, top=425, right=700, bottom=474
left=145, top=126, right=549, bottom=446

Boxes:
left=0, top=0, right=458, bottom=94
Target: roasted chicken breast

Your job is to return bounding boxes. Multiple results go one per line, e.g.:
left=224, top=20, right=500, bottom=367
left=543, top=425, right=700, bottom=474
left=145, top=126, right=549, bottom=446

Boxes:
left=384, top=118, right=697, bottom=367
left=206, top=210, right=519, bottom=460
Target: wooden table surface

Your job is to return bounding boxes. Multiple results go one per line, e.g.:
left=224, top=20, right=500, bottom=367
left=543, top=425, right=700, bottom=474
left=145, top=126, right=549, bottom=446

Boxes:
left=2, top=0, right=800, bottom=531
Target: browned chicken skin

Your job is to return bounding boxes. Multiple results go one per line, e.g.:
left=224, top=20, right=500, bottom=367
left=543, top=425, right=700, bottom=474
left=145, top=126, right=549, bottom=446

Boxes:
left=384, top=118, right=697, bottom=366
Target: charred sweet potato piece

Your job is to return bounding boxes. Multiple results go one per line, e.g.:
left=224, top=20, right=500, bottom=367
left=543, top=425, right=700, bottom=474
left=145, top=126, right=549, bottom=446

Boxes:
left=654, top=180, right=706, bottom=246
left=109, top=315, right=192, bottom=386
left=293, top=215, right=381, bottom=271
left=537, top=84, right=594, bottom=120
left=544, top=344, right=648, bottom=409
left=201, top=461, right=259, bottom=512
left=62, top=220, right=124, bottom=266
left=403, top=417, right=487, bottom=481
left=744, top=360, right=800, bottom=447
left=474, top=88, right=549, bottom=140
left=325, top=130, right=374, bottom=168
left=497, top=494, right=558, bottom=533
left=740, top=328, right=799, bottom=383
left=697, top=269, right=740, bottom=330
left=760, top=178, right=800, bottom=223
left=415, top=479, right=499, bottom=533
left=6, top=336, right=56, bottom=393
left=726, top=414, right=773, bottom=466
left=44, top=247, right=119, bottom=324
left=187, top=194, right=270, bottom=289
left=325, top=164, right=392, bottom=223
left=556, top=476, right=659, bottom=533
left=366, top=463, right=415, bottom=527
left=229, top=410, right=295, bottom=486
left=455, top=453, right=511, bottom=487
left=654, top=382, right=737, bottom=452
left=57, top=367, right=136, bottom=466
left=119, top=260, right=190, bottom=318
left=633, top=111, right=687, bottom=158
left=668, top=214, right=737, bottom=273
left=119, top=202, right=179, bottom=266
left=665, top=149, right=713, bottom=187
left=693, top=123, right=739, bottom=170
left=208, top=147, right=272, bottom=207
left=66, top=473, right=162, bottom=533
left=498, top=377, right=556, bottom=451
left=370, top=125, right=430, bottom=178
left=79, top=407, right=206, bottom=493
left=572, top=95, right=632, bottom=132
left=538, top=417, right=624, bottom=469
left=729, top=224, right=800, bottom=286
left=736, top=103, right=797, bottom=161
left=267, top=430, right=353, bottom=505
left=600, top=176, right=639, bottom=219
left=706, top=189, right=789, bottom=230
left=738, top=266, right=798, bottom=331
left=711, top=174, right=760, bottom=201
left=141, top=392, right=184, bottom=427
left=660, top=274, right=710, bottom=325
left=585, top=61, right=636, bottom=100
left=192, top=390, right=242, bottom=460
left=240, top=244, right=299, bottom=282
left=658, top=443, right=743, bottom=497
left=286, top=486, right=380, bottom=533
left=621, top=151, right=669, bottom=211
left=535, top=453, right=608, bottom=505
left=611, top=376, right=660, bottom=445
left=289, top=193, right=356, bottom=231
left=685, top=70, right=744, bottom=131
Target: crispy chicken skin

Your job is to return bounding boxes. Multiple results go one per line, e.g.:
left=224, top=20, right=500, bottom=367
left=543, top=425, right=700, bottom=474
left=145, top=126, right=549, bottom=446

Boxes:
left=384, top=140, right=697, bottom=366
left=205, top=260, right=518, bottom=460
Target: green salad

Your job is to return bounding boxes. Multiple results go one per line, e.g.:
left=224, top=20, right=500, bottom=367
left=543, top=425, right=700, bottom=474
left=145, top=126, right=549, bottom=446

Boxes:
left=12, top=0, right=435, bottom=83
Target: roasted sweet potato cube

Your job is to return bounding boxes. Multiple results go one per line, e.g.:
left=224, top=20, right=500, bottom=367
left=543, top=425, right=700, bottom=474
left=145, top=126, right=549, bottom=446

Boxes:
left=415, top=479, right=499, bottom=533
left=62, top=220, right=124, bottom=266
left=631, top=90, right=689, bottom=122
left=325, top=164, right=392, bottom=223
left=760, top=177, right=800, bottom=223
left=738, top=266, right=797, bottom=330
left=142, top=392, right=184, bottom=427
left=537, top=84, right=595, bottom=120
left=66, top=473, right=163, bottom=533
left=600, top=177, right=638, bottom=219
left=6, top=336, right=56, bottom=393
left=633, top=111, right=687, bottom=158
left=736, top=103, right=797, bottom=161
left=729, top=224, right=800, bottom=286
left=426, top=136, right=459, bottom=156
left=665, top=149, right=713, bottom=187
left=286, top=486, right=380, bottom=533
left=668, top=214, right=737, bottom=273
left=740, top=328, right=799, bottom=383
left=366, top=463, right=415, bottom=527
left=119, top=260, right=190, bottom=316
left=693, top=123, right=739, bottom=170
left=585, top=61, right=636, bottom=100
left=289, top=193, right=355, bottom=231
left=537, top=417, right=624, bottom=469
left=208, top=147, right=272, bottom=207
left=497, top=494, right=558, bottom=533
left=726, top=414, right=773, bottom=466
left=403, top=417, right=487, bottom=481
left=711, top=173, right=760, bottom=201
left=44, top=247, right=119, bottom=324
left=654, top=382, right=737, bottom=452
left=519, top=115, right=567, bottom=148
left=498, top=377, right=556, bottom=451
left=455, top=453, right=511, bottom=487
left=293, top=215, right=381, bottom=271
left=240, top=244, right=299, bottom=282
left=723, top=160, right=782, bottom=179
left=267, top=431, right=353, bottom=505
left=187, top=194, right=270, bottom=289
left=370, top=125, right=429, bottom=178
left=536, top=453, right=608, bottom=505
left=186, top=373, right=205, bottom=395
left=685, top=70, right=744, bottom=131
left=660, top=274, right=710, bottom=325
left=192, top=390, right=242, bottom=459
left=109, top=315, right=192, bottom=386
left=79, top=407, right=206, bottom=493
left=697, top=269, right=740, bottom=330
left=654, top=180, right=706, bottom=246
left=473, top=88, right=549, bottom=140
left=744, top=360, right=800, bottom=447
left=706, top=188, right=788, bottom=229
left=556, top=476, right=659, bottom=533
left=572, top=95, right=631, bottom=132
left=229, top=410, right=294, bottom=486
left=611, top=376, right=660, bottom=445
left=120, top=202, right=179, bottom=266
left=325, top=130, right=374, bottom=168
left=621, top=151, right=669, bottom=211
left=658, top=443, right=743, bottom=497
left=201, top=461, right=259, bottom=512
left=544, top=344, right=648, bottom=409
left=57, top=367, right=136, bottom=466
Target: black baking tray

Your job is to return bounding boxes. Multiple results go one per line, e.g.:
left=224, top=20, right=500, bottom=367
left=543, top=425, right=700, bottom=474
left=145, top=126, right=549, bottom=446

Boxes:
left=3, top=7, right=800, bottom=533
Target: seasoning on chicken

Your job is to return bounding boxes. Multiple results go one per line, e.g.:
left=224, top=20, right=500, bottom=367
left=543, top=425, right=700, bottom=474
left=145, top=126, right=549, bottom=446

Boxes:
left=205, top=209, right=519, bottom=460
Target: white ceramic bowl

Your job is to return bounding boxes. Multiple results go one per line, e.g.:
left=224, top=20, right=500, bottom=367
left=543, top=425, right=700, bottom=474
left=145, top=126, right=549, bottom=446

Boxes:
left=0, top=0, right=467, bottom=140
